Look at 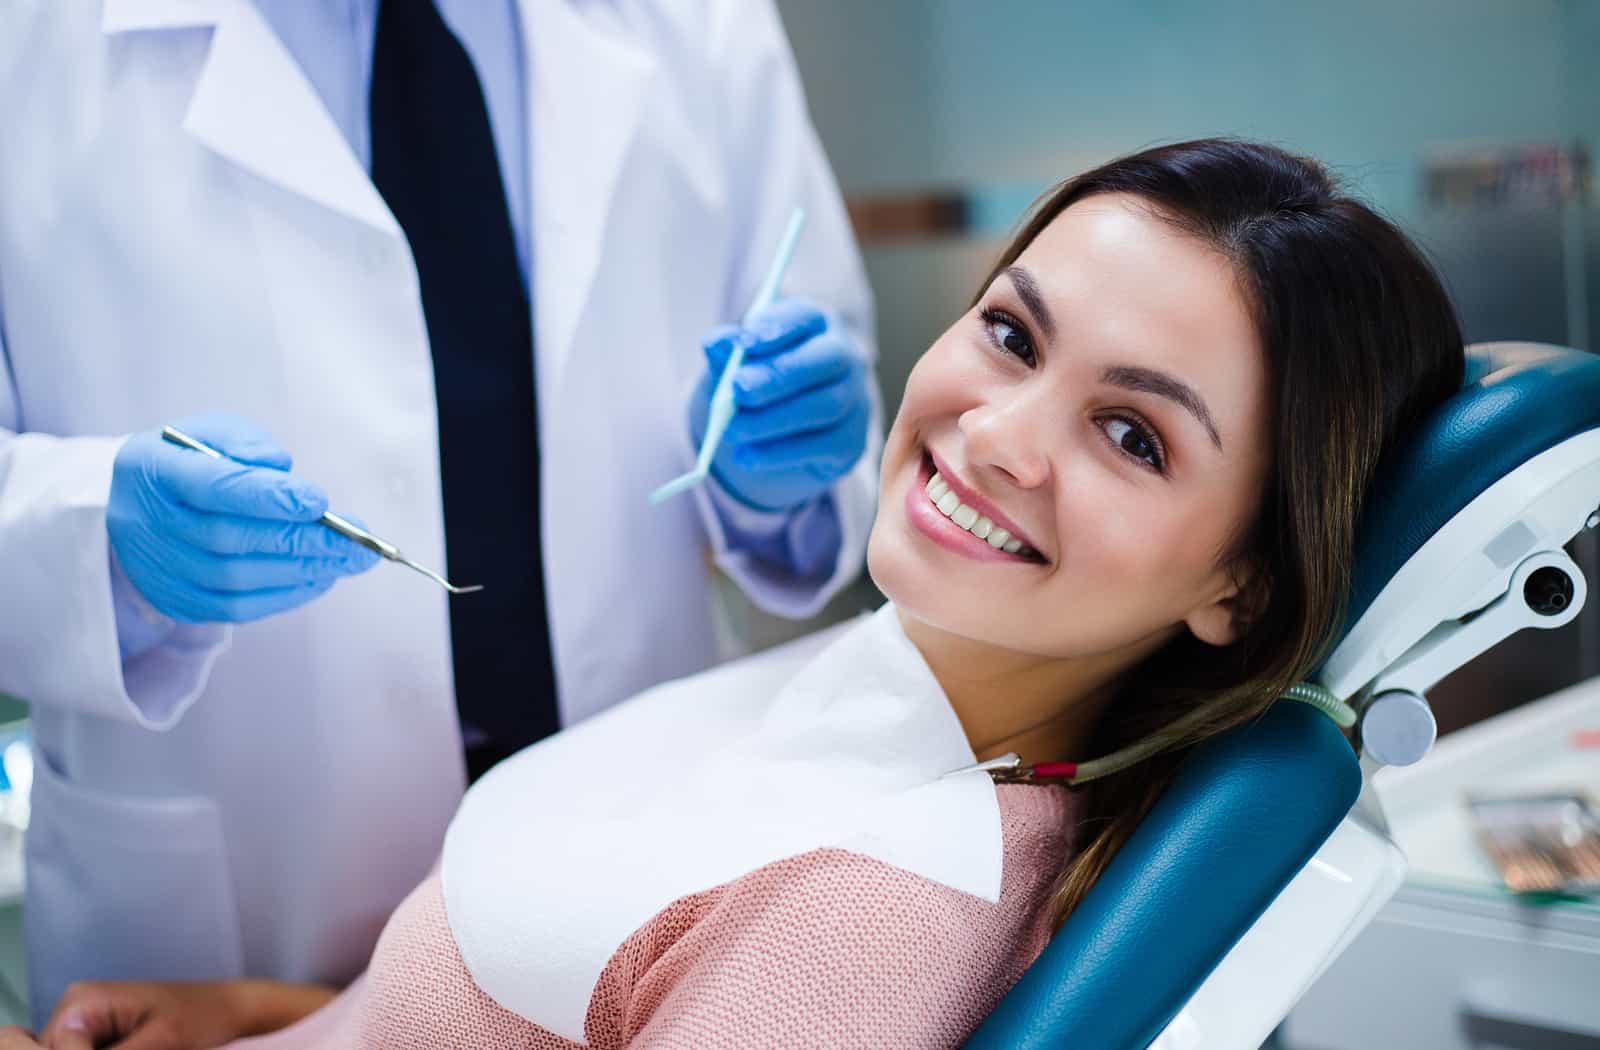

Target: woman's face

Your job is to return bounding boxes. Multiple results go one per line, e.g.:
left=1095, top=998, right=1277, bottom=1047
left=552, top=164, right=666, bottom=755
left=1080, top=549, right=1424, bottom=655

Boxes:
left=869, top=193, right=1271, bottom=667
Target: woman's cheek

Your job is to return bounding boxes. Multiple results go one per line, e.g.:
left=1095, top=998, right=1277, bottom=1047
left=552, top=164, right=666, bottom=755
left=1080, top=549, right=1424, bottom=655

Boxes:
left=1063, top=470, right=1143, bottom=558
left=1075, top=488, right=1179, bottom=598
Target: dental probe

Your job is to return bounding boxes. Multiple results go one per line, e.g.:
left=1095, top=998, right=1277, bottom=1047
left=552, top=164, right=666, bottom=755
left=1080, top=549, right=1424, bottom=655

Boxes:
left=649, top=207, right=808, bottom=505
left=160, top=425, right=484, bottom=596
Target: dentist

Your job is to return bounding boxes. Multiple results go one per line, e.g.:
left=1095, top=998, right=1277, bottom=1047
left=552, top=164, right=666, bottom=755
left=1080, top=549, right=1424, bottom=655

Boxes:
left=0, top=0, right=877, bottom=1022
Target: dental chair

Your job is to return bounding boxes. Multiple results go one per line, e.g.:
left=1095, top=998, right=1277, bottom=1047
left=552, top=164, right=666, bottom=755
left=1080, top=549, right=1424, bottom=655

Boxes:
left=966, top=342, right=1600, bottom=1050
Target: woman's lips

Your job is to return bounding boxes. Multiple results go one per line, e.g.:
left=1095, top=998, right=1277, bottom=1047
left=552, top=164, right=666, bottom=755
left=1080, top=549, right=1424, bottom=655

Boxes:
left=904, top=453, right=1041, bottom=565
left=924, top=449, right=1042, bottom=554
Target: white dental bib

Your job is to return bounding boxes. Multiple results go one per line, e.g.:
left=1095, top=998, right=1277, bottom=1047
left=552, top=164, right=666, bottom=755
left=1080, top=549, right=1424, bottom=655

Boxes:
left=440, top=603, right=1003, bottom=1042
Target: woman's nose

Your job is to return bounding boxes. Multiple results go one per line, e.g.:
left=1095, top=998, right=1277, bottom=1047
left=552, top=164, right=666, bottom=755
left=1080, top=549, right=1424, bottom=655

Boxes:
left=958, top=394, right=1052, bottom=489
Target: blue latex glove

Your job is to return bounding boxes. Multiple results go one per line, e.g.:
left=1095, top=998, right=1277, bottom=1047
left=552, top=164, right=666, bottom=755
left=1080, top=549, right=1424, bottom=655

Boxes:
left=690, top=299, right=871, bottom=513
left=107, top=414, right=380, bottom=624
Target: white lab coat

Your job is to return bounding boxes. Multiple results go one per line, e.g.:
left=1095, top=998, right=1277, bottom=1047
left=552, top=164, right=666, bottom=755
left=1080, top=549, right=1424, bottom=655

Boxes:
left=0, top=0, right=878, bottom=1018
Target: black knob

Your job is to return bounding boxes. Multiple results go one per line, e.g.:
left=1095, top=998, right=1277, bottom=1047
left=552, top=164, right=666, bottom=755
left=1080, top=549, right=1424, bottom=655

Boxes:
left=1524, top=566, right=1575, bottom=616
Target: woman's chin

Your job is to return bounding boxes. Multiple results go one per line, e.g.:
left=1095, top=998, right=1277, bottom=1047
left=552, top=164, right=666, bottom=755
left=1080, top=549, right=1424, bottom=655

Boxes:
left=867, top=523, right=964, bottom=636
left=864, top=521, right=897, bottom=602
left=868, top=478, right=1039, bottom=653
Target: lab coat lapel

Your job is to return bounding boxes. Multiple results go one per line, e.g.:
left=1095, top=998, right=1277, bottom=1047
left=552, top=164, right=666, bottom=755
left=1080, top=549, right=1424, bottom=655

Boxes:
left=101, top=0, right=224, bottom=33
left=519, top=0, right=655, bottom=391
left=103, top=0, right=400, bottom=237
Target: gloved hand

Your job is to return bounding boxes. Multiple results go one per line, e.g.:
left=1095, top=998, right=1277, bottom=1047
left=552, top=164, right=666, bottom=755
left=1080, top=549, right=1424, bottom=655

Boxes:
left=690, top=299, right=871, bottom=512
left=107, top=414, right=380, bottom=625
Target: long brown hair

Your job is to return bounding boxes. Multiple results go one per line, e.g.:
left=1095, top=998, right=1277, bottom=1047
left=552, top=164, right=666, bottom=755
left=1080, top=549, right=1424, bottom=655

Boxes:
left=975, top=140, right=1465, bottom=925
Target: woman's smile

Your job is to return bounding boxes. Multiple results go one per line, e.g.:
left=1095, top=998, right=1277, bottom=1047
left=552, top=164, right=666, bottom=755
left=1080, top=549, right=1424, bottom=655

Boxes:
left=904, top=449, right=1047, bottom=565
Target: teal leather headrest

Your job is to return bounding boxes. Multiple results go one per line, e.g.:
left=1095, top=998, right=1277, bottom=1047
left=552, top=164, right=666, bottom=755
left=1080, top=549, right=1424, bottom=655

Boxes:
left=1345, top=343, right=1600, bottom=632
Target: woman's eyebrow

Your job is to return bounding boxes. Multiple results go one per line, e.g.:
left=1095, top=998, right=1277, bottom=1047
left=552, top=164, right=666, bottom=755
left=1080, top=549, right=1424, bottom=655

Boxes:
left=1102, top=365, right=1223, bottom=449
left=1004, top=266, right=1056, bottom=341
left=1004, top=264, right=1222, bottom=450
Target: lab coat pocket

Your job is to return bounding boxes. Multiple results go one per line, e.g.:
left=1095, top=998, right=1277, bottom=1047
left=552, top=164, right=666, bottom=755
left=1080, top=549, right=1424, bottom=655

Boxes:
left=23, top=751, right=243, bottom=1009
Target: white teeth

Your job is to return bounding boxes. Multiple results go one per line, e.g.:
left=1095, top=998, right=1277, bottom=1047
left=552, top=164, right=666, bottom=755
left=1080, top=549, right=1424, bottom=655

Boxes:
left=924, top=471, right=1035, bottom=558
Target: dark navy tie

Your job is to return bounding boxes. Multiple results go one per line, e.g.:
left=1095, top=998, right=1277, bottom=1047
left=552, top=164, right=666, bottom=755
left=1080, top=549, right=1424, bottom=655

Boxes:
left=369, top=0, right=558, bottom=780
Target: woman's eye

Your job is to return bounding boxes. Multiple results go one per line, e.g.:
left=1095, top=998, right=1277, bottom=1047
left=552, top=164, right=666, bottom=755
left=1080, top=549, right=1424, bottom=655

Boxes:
left=1102, top=417, right=1165, bottom=472
left=980, top=309, right=1037, bottom=366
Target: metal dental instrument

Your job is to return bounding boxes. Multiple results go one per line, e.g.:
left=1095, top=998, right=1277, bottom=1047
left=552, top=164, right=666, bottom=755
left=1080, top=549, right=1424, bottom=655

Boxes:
left=160, top=426, right=484, bottom=596
left=649, top=207, right=808, bottom=505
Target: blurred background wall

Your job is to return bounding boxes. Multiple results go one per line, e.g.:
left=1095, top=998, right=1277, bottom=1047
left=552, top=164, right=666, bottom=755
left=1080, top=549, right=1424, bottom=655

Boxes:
left=764, top=0, right=1599, bottom=734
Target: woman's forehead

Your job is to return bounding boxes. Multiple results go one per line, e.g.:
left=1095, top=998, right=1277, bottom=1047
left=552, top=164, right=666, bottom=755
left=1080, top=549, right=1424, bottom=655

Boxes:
left=1016, top=197, right=1243, bottom=330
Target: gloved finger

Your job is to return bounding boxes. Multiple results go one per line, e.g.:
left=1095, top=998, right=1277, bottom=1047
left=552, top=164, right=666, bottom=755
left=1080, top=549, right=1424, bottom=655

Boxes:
left=701, top=300, right=828, bottom=371
left=731, top=401, right=870, bottom=478
left=150, top=439, right=328, bottom=522
left=720, top=372, right=863, bottom=446
left=739, top=300, right=829, bottom=360
left=181, top=511, right=380, bottom=567
left=732, top=334, right=861, bottom=410
left=699, top=324, right=748, bottom=378
left=167, top=413, right=295, bottom=471
left=173, top=577, right=337, bottom=626
left=322, top=512, right=385, bottom=572
left=167, top=549, right=367, bottom=595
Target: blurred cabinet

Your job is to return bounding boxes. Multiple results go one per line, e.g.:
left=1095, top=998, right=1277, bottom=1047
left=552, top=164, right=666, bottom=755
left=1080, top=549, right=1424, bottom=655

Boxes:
left=1282, top=682, right=1600, bottom=1049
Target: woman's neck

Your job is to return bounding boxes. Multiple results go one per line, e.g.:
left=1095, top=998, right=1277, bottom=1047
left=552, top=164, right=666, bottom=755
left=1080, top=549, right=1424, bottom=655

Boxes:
left=894, top=605, right=1157, bottom=766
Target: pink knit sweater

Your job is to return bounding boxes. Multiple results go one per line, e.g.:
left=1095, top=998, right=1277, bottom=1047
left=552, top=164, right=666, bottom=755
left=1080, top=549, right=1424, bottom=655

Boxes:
left=228, top=784, right=1079, bottom=1049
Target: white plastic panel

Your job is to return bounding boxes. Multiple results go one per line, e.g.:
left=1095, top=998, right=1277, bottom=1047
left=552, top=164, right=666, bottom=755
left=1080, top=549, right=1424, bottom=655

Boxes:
left=1325, top=427, right=1600, bottom=699
left=1153, top=811, right=1406, bottom=1049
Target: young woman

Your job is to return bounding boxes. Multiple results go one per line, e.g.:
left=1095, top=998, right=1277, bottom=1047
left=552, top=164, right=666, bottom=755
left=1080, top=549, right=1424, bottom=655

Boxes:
left=14, top=139, right=1464, bottom=1050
